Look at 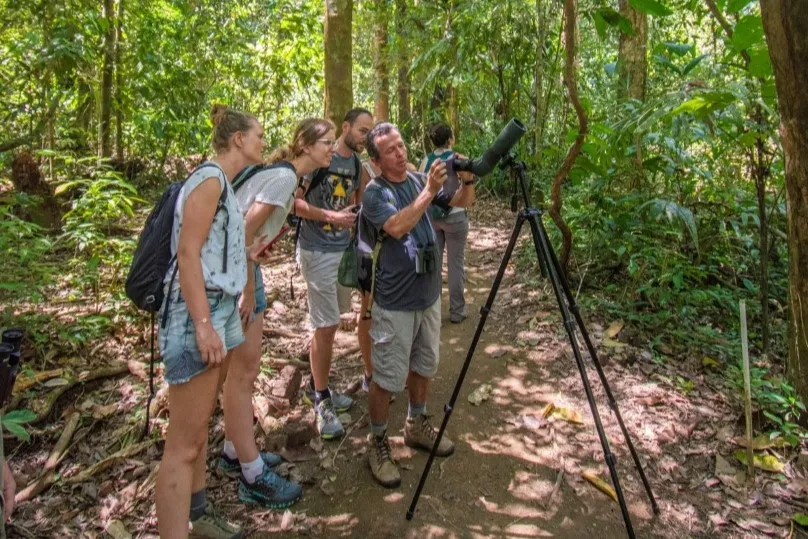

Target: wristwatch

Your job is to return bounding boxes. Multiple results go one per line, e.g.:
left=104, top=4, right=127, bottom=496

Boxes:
left=463, top=177, right=476, bottom=186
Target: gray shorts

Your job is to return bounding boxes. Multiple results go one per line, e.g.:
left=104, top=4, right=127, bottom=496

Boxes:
left=298, top=248, right=352, bottom=328
left=370, top=299, right=441, bottom=393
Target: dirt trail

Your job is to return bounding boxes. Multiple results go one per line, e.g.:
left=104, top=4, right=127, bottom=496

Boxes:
left=9, top=200, right=780, bottom=538
left=235, top=203, right=669, bottom=539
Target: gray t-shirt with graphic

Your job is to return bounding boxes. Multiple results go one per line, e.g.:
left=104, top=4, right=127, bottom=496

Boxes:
left=361, top=172, right=452, bottom=311
left=298, top=152, right=360, bottom=253
left=165, top=163, right=247, bottom=297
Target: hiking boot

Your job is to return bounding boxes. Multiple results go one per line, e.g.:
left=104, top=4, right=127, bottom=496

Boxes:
left=303, top=384, right=354, bottom=413
left=189, top=504, right=244, bottom=539
left=238, top=468, right=303, bottom=509
left=367, top=432, right=400, bottom=488
left=218, top=451, right=282, bottom=479
left=315, top=398, right=345, bottom=440
left=404, top=415, right=455, bottom=457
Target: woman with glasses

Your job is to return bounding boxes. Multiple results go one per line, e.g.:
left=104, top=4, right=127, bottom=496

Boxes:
left=294, top=108, right=373, bottom=441
left=220, top=118, right=336, bottom=509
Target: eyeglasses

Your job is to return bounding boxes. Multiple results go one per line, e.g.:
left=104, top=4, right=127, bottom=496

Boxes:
left=317, top=139, right=337, bottom=147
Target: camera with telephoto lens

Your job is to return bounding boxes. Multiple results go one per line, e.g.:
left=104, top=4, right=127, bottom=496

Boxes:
left=438, top=118, right=527, bottom=193
left=415, top=244, right=436, bottom=275
left=0, top=328, right=24, bottom=406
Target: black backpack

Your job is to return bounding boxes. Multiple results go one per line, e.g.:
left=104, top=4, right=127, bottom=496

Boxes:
left=125, top=161, right=227, bottom=437
left=125, top=162, right=228, bottom=314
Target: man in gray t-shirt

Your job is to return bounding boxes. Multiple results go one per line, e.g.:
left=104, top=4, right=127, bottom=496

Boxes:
left=361, top=122, right=475, bottom=489
left=294, top=108, right=374, bottom=440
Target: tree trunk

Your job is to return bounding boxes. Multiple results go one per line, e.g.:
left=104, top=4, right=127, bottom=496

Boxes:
left=98, top=0, right=115, bottom=160
left=549, top=0, right=587, bottom=274
left=532, top=0, right=546, bottom=154
left=395, top=0, right=411, bottom=134
left=760, top=0, right=808, bottom=403
left=114, top=0, right=125, bottom=162
left=373, top=0, right=389, bottom=121
left=617, top=0, right=647, bottom=102
left=324, top=0, right=354, bottom=131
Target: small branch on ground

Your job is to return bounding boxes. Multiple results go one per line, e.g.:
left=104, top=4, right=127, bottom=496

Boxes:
left=20, top=363, right=130, bottom=424
left=65, top=439, right=155, bottom=484
left=15, top=411, right=81, bottom=503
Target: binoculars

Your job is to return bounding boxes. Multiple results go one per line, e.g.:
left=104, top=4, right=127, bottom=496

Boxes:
left=0, top=329, right=24, bottom=406
left=415, top=244, right=437, bottom=275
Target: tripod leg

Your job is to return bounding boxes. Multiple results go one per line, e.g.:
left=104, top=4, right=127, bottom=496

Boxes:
left=407, top=211, right=528, bottom=520
left=525, top=211, right=636, bottom=539
left=533, top=213, right=659, bottom=514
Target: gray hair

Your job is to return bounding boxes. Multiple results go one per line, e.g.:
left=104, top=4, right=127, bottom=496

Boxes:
left=365, top=122, right=399, bottom=159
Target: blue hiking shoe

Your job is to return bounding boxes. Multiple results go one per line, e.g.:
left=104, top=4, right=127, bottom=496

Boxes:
left=315, top=398, right=345, bottom=440
left=303, top=384, right=354, bottom=413
left=238, top=468, right=303, bottom=509
left=218, top=451, right=282, bottom=479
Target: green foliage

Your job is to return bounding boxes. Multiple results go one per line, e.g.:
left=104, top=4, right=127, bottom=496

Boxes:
left=2, top=409, right=36, bottom=441
left=57, top=166, right=139, bottom=257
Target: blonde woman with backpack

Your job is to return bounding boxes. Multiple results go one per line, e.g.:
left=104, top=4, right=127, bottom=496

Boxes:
left=155, top=105, right=267, bottom=539
left=218, top=118, right=335, bottom=509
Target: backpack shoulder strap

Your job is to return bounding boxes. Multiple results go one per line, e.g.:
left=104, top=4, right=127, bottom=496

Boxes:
left=231, top=164, right=264, bottom=193
left=306, top=167, right=330, bottom=198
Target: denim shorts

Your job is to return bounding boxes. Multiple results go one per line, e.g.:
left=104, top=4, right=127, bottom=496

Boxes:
left=254, top=263, right=267, bottom=314
left=158, top=290, right=245, bottom=385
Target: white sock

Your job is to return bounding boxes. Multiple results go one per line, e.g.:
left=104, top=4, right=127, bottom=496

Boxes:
left=241, top=456, right=264, bottom=484
left=223, top=440, right=238, bottom=460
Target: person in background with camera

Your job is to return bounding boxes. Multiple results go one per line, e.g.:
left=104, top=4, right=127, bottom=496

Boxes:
left=361, top=122, right=475, bottom=488
left=294, top=108, right=374, bottom=440
left=219, top=118, right=336, bottom=510
left=155, top=105, right=265, bottom=539
left=419, top=123, right=475, bottom=324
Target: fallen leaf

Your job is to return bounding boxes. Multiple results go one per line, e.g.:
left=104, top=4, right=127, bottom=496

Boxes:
left=702, top=357, right=720, bottom=369
left=551, top=407, right=583, bottom=425
left=731, top=434, right=791, bottom=450
left=733, top=450, right=785, bottom=473
left=520, top=414, right=547, bottom=432
left=732, top=518, right=777, bottom=535
left=468, top=384, right=492, bottom=406
left=92, top=403, right=118, bottom=419
left=602, top=338, right=627, bottom=349
left=43, top=377, right=70, bottom=387
left=582, top=472, right=617, bottom=502
left=320, top=479, right=335, bottom=496
left=105, top=520, right=132, bottom=539
left=715, top=454, right=736, bottom=476
left=708, top=513, right=728, bottom=528
left=605, top=321, right=624, bottom=339
left=280, top=510, right=294, bottom=531
left=309, top=438, right=324, bottom=453
left=541, top=402, right=555, bottom=418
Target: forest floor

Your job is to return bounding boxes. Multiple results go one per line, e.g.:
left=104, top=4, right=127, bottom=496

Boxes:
left=5, top=198, right=808, bottom=538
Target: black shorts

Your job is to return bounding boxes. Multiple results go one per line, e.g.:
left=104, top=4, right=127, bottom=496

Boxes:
left=358, top=256, right=373, bottom=293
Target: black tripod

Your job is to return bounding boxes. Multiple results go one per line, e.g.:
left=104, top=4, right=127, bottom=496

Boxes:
left=406, top=155, right=659, bottom=538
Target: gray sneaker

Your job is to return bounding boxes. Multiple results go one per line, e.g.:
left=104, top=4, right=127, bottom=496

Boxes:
left=315, top=398, right=345, bottom=440
left=303, top=384, right=354, bottom=413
